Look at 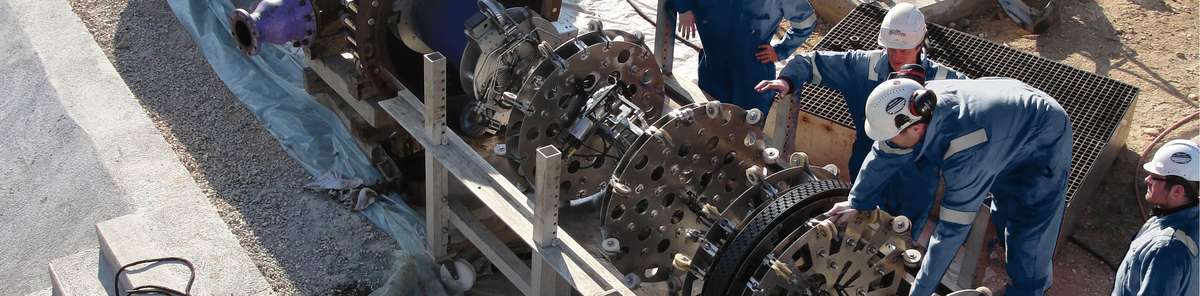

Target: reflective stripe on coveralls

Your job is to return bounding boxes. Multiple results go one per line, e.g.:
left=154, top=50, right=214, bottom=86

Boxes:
left=849, top=78, right=1073, bottom=296
left=1113, top=205, right=1200, bottom=296
left=779, top=50, right=966, bottom=239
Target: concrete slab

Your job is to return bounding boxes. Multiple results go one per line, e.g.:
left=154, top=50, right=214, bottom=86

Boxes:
left=0, top=0, right=271, bottom=293
left=23, top=287, right=51, bottom=296
left=0, top=0, right=132, bottom=293
left=49, top=248, right=112, bottom=296
left=811, top=0, right=995, bottom=24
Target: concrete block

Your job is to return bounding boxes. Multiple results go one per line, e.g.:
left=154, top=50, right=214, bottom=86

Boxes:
left=811, top=0, right=995, bottom=25
left=96, top=211, right=272, bottom=295
left=96, top=214, right=193, bottom=294
left=48, top=248, right=113, bottom=296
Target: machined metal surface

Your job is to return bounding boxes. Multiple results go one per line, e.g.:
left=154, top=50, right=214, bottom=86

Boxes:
left=505, top=27, right=667, bottom=201
left=460, top=3, right=567, bottom=136
left=740, top=210, right=918, bottom=296
left=601, top=101, right=771, bottom=282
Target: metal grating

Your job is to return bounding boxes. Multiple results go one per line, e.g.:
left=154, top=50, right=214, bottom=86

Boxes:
left=795, top=4, right=1139, bottom=206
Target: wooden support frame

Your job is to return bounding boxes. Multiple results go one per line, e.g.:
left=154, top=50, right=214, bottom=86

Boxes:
left=381, top=52, right=634, bottom=296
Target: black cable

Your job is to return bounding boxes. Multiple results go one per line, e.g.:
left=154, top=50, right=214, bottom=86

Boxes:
left=113, top=257, right=196, bottom=296
left=623, top=0, right=703, bottom=52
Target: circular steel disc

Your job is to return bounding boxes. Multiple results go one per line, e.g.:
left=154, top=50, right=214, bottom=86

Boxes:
left=505, top=29, right=666, bottom=201
left=602, top=102, right=771, bottom=282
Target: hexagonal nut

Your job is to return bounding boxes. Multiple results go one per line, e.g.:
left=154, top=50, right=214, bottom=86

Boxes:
left=789, top=151, right=809, bottom=168
left=762, top=148, right=780, bottom=164
left=903, top=249, right=923, bottom=267
left=705, top=101, right=721, bottom=119
left=891, top=215, right=911, bottom=234
left=745, top=108, right=763, bottom=125
left=602, top=238, right=621, bottom=253
left=672, top=253, right=693, bottom=272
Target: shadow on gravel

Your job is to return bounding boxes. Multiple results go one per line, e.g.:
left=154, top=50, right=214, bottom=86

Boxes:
left=65, top=0, right=400, bottom=294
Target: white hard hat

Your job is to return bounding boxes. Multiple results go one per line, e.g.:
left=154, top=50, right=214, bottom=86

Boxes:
left=864, top=78, right=925, bottom=141
left=878, top=3, right=928, bottom=49
left=1143, top=139, right=1200, bottom=181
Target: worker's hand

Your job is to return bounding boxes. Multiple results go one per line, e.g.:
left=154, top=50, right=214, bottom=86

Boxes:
left=822, top=200, right=858, bottom=225
left=754, top=79, right=791, bottom=95
left=755, top=44, right=779, bottom=64
left=678, top=11, right=697, bottom=39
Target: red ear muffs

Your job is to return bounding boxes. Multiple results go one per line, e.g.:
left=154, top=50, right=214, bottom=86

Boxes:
left=908, top=88, right=936, bottom=118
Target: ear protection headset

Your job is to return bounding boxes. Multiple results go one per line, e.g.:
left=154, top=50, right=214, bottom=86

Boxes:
left=909, top=88, right=937, bottom=118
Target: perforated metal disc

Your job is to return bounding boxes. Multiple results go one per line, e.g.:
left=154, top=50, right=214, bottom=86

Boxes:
left=504, top=28, right=666, bottom=201
left=602, top=102, right=771, bottom=282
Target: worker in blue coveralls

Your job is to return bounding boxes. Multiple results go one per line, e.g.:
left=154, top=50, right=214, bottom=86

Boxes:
left=1112, top=139, right=1200, bottom=296
left=753, top=3, right=966, bottom=238
left=825, top=77, right=1074, bottom=296
left=674, top=0, right=815, bottom=115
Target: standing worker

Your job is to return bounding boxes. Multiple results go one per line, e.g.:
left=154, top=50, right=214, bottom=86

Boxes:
left=826, top=78, right=1073, bottom=296
left=674, top=0, right=816, bottom=115
left=754, top=3, right=967, bottom=237
left=1112, top=139, right=1199, bottom=296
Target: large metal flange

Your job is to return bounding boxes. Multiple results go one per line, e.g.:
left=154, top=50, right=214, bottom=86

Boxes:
left=504, top=27, right=666, bottom=201
left=601, top=102, right=772, bottom=282
left=738, top=209, right=918, bottom=296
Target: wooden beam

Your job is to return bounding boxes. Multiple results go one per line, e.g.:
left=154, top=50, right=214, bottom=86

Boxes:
left=379, top=94, right=634, bottom=296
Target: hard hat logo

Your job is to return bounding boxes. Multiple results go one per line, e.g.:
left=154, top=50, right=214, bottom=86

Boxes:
left=1170, top=152, right=1192, bottom=164
left=885, top=97, right=906, bottom=115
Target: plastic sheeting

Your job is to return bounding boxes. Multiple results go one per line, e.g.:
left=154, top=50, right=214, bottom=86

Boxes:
left=166, top=0, right=444, bottom=294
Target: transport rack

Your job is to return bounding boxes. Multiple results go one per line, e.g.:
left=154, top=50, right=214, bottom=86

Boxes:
left=378, top=53, right=635, bottom=295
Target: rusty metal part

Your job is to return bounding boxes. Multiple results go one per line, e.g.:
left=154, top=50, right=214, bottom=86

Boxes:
left=336, top=0, right=399, bottom=100
left=504, top=26, right=665, bottom=200
left=601, top=102, right=773, bottom=282
left=741, top=210, right=919, bottom=295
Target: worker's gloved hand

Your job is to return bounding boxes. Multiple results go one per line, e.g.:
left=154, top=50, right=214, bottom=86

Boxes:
left=823, top=200, right=858, bottom=225
left=754, top=79, right=791, bottom=96
left=755, top=44, right=779, bottom=64
left=678, top=11, right=696, bottom=39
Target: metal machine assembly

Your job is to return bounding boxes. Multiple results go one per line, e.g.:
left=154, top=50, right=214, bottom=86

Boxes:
left=225, top=1, right=1077, bottom=295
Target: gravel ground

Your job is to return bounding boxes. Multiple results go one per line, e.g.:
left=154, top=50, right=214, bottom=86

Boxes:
left=65, top=0, right=398, bottom=294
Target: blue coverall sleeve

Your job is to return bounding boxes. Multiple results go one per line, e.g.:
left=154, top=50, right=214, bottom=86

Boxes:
left=672, top=0, right=694, bottom=13
left=777, top=51, right=861, bottom=95
left=772, top=0, right=816, bottom=59
left=846, top=141, right=915, bottom=210
left=910, top=145, right=999, bottom=296
left=1136, top=241, right=1192, bottom=296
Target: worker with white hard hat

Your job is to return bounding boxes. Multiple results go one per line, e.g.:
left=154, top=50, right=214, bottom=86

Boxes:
left=674, top=0, right=816, bottom=115
left=825, top=77, right=1073, bottom=296
left=754, top=3, right=967, bottom=239
left=1112, top=139, right=1200, bottom=296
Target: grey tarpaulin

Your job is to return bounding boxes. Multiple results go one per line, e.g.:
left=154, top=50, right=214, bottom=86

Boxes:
left=166, top=0, right=445, bottom=294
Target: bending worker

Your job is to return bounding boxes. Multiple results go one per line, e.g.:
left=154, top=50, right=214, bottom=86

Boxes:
left=827, top=77, right=1073, bottom=296
left=754, top=3, right=966, bottom=237
left=674, top=0, right=815, bottom=115
left=1112, top=139, right=1199, bottom=296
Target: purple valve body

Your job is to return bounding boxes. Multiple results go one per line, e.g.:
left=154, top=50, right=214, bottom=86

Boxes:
left=230, top=0, right=316, bottom=55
